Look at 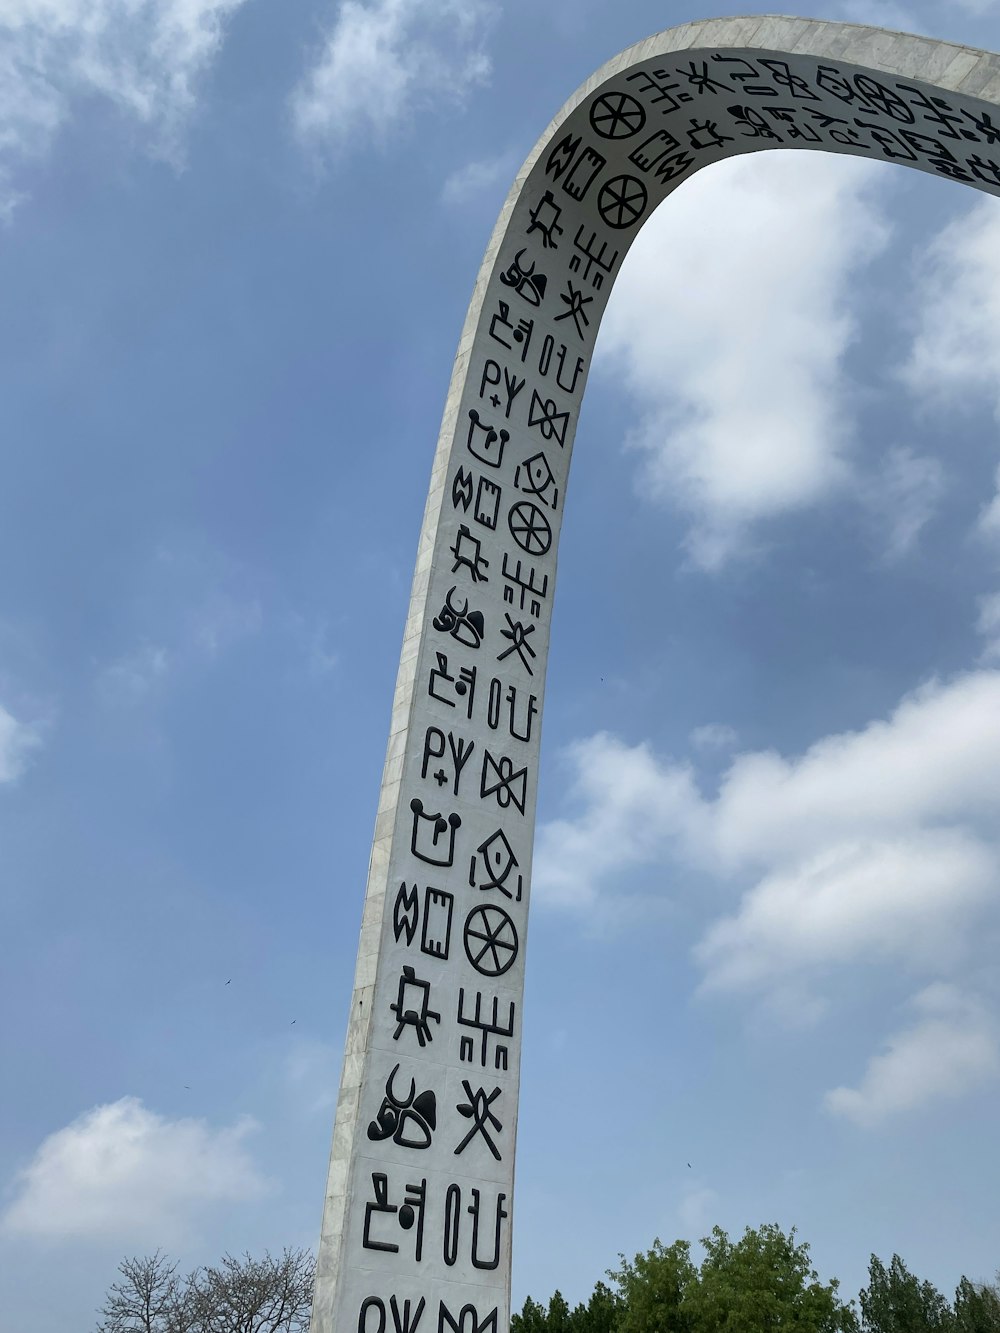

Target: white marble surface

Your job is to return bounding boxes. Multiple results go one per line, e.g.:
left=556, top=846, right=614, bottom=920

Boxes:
left=309, top=17, right=1000, bottom=1333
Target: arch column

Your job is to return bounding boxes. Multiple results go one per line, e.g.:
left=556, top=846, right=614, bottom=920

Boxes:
left=310, top=18, right=1000, bottom=1333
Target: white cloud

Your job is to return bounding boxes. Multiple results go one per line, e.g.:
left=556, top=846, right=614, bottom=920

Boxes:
left=825, top=984, right=1000, bottom=1127
left=901, top=196, right=1000, bottom=537
left=863, top=445, right=946, bottom=560
left=291, top=0, right=494, bottom=152
left=977, top=591, right=1000, bottom=660
left=0, top=0, right=246, bottom=217
left=690, top=723, right=738, bottom=752
left=598, top=152, right=891, bottom=568
left=708, top=670, right=1000, bottom=870
left=441, top=151, right=515, bottom=207
left=1, top=1096, right=268, bottom=1243
left=0, top=701, right=41, bottom=783
left=903, top=197, right=1000, bottom=404
left=696, top=830, right=996, bottom=993
left=98, top=642, right=170, bottom=704
left=537, top=668, right=1000, bottom=1115
left=535, top=670, right=1000, bottom=1007
left=534, top=733, right=706, bottom=910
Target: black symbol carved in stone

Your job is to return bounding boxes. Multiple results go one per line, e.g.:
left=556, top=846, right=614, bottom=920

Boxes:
left=590, top=90, right=646, bottom=139
left=489, top=300, right=533, bottom=362
left=428, top=652, right=476, bottom=718
left=368, top=1064, right=437, bottom=1150
left=450, top=524, right=489, bottom=583
left=545, top=133, right=579, bottom=180
left=487, top=677, right=538, bottom=744
left=526, top=189, right=564, bottom=249
left=514, top=452, right=558, bottom=509
left=502, top=553, right=548, bottom=620
left=455, top=1082, right=503, bottom=1160
left=389, top=965, right=441, bottom=1047
left=464, top=904, right=519, bottom=977
left=598, top=174, right=648, bottom=228
left=527, top=392, right=569, bottom=447
left=432, top=588, right=485, bottom=650
left=443, top=1184, right=508, bottom=1271
left=409, top=798, right=461, bottom=866
left=393, top=882, right=455, bottom=960
left=626, top=66, right=690, bottom=112
left=508, top=500, right=552, bottom=555
left=363, top=1172, right=426, bottom=1259
left=453, top=468, right=501, bottom=530
left=467, top=409, right=508, bottom=468
left=563, top=144, right=606, bottom=200
left=421, top=727, right=475, bottom=797
left=470, top=827, right=523, bottom=901
left=498, top=249, right=547, bottom=306
left=539, top=334, right=586, bottom=394
left=438, top=1303, right=498, bottom=1333
left=497, top=613, right=536, bottom=675
left=569, top=226, right=619, bottom=290
left=677, top=58, right=730, bottom=97
left=358, top=1296, right=426, bottom=1333
left=687, top=118, right=733, bottom=151
left=479, top=359, right=525, bottom=419
left=421, top=888, right=454, bottom=959
left=555, top=280, right=593, bottom=340
left=393, top=883, right=419, bottom=946
left=458, top=988, right=515, bottom=1069
left=480, top=749, right=527, bottom=815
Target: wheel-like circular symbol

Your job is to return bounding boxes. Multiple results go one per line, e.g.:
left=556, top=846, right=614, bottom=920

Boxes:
left=598, top=174, right=648, bottom=229
left=464, top=905, right=519, bottom=978
left=589, top=91, right=646, bottom=139
left=508, top=501, right=552, bottom=556
left=853, top=74, right=913, bottom=123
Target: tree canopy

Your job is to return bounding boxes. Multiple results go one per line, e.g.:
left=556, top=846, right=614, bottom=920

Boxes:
left=513, top=1225, right=1000, bottom=1333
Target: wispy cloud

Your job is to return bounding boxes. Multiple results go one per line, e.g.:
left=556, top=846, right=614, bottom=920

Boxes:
left=97, top=643, right=170, bottom=706
left=291, top=0, right=495, bottom=154
left=825, top=984, right=1000, bottom=1127
left=977, top=591, right=1000, bottom=660
left=690, top=723, right=738, bottom=753
left=598, top=152, right=891, bottom=569
left=0, top=701, right=41, bottom=783
left=441, top=151, right=516, bottom=207
left=536, top=669, right=1000, bottom=1023
left=1, top=1096, right=268, bottom=1244
left=862, top=445, right=946, bottom=561
left=901, top=196, right=1000, bottom=539
left=0, top=0, right=247, bottom=218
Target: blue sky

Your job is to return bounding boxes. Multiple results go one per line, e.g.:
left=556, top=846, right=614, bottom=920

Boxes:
left=2, top=1, right=1000, bottom=1329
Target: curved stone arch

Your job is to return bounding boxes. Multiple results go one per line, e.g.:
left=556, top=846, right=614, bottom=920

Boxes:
left=311, top=18, right=1000, bottom=1333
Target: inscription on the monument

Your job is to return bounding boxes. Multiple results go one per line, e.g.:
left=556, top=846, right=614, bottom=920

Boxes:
left=314, top=28, right=1000, bottom=1333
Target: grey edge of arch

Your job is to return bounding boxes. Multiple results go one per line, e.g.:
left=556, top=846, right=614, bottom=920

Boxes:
left=311, top=17, right=1000, bottom=1333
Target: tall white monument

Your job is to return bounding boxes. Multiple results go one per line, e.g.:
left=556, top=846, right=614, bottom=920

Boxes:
left=310, top=17, right=1000, bottom=1333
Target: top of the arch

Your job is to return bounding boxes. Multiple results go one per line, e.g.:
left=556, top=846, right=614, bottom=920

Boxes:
left=529, top=14, right=1000, bottom=177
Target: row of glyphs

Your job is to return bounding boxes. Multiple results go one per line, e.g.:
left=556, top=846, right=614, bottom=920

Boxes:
left=330, top=41, right=1000, bottom=1333
left=318, top=21, right=1000, bottom=1332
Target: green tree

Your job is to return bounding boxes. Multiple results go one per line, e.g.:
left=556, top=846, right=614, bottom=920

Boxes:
left=547, top=1291, right=573, bottom=1333
left=859, top=1255, right=953, bottom=1333
left=954, top=1276, right=1000, bottom=1333
left=686, top=1224, right=858, bottom=1333
left=608, top=1237, right=696, bottom=1333
left=573, top=1280, right=621, bottom=1333
left=512, top=1295, right=550, bottom=1333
